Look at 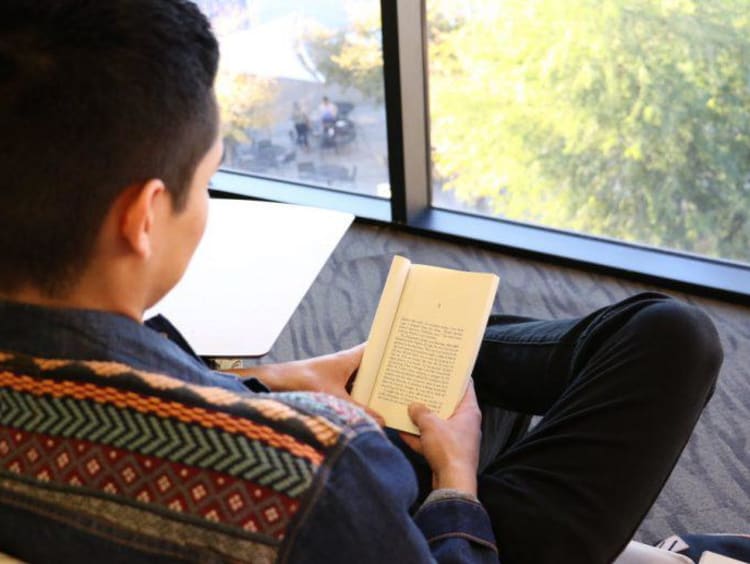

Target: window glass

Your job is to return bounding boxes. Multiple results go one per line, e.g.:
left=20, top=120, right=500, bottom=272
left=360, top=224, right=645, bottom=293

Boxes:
left=196, top=0, right=390, bottom=198
left=426, top=0, right=750, bottom=263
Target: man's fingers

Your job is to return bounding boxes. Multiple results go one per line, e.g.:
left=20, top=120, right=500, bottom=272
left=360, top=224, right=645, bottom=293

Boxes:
left=408, top=402, right=440, bottom=432
left=407, top=402, right=427, bottom=423
left=465, top=379, right=478, bottom=405
left=398, top=431, right=422, bottom=453
left=451, top=380, right=480, bottom=418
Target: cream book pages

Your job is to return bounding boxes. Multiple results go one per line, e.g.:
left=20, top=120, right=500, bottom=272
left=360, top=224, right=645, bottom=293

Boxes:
left=352, top=256, right=499, bottom=434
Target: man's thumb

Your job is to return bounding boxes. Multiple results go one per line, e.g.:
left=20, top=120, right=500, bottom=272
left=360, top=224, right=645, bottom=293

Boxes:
left=408, top=402, right=435, bottom=429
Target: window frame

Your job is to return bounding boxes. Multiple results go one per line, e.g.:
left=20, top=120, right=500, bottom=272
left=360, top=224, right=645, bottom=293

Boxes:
left=209, top=0, right=750, bottom=304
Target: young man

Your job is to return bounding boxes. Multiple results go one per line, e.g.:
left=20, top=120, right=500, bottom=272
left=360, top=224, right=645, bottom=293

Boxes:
left=0, top=1, right=722, bottom=563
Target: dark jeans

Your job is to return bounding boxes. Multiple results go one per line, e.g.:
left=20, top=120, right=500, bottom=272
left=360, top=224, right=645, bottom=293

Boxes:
left=395, top=292, right=723, bottom=564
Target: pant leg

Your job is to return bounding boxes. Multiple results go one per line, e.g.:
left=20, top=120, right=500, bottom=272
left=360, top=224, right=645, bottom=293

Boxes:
left=472, top=293, right=723, bottom=564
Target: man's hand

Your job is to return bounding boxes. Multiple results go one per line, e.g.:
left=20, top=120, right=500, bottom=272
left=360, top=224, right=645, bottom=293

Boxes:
left=400, top=382, right=482, bottom=496
left=225, top=344, right=385, bottom=425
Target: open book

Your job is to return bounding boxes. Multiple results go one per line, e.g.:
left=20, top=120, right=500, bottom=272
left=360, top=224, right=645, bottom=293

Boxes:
left=352, top=256, right=499, bottom=434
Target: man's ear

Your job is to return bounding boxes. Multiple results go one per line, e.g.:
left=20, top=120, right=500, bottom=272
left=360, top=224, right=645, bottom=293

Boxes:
left=120, top=179, right=167, bottom=259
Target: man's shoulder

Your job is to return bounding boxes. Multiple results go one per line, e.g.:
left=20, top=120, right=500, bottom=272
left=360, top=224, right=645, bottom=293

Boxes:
left=0, top=348, right=380, bottom=438
left=0, top=350, right=381, bottom=563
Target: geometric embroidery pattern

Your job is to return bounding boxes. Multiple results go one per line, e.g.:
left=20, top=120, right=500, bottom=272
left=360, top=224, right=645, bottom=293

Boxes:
left=0, top=427, right=298, bottom=540
left=1, top=353, right=360, bottom=448
left=0, top=384, right=319, bottom=497
left=0, top=351, right=380, bottom=556
left=0, top=372, right=324, bottom=464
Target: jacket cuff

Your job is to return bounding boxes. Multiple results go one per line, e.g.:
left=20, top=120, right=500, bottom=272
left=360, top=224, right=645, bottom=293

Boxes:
left=422, top=488, right=479, bottom=505
left=414, top=493, right=498, bottom=553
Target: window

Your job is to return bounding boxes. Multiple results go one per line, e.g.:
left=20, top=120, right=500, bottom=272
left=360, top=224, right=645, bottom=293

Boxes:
left=204, top=0, right=750, bottom=301
left=196, top=0, right=390, bottom=199
left=426, top=0, right=750, bottom=265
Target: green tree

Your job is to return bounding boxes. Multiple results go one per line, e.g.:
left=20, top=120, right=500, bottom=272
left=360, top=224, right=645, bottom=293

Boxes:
left=303, top=5, right=385, bottom=102
left=216, top=72, right=279, bottom=149
left=197, top=0, right=281, bottom=160
left=430, top=0, right=750, bottom=260
left=311, top=0, right=750, bottom=261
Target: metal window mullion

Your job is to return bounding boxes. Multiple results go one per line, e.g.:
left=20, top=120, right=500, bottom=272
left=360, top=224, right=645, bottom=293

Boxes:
left=381, top=0, right=431, bottom=224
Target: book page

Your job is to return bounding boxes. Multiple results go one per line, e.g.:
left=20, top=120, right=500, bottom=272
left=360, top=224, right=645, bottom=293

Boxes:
left=368, top=265, right=499, bottom=433
left=351, top=256, right=412, bottom=405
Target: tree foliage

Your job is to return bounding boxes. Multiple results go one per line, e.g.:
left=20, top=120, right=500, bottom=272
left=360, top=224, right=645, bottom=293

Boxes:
left=303, top=4, right=385, bottom=102
left=215, top=72, right=279, bottom=146
left=315, top=0, right=750, bottom=261
left=431, top=0, right=750, bottom=260
left=196, top=0, right=280, bottom=151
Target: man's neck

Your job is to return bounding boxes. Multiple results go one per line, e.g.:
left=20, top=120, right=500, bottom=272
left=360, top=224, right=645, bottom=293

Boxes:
left=0, top=284, right=143, bottom=322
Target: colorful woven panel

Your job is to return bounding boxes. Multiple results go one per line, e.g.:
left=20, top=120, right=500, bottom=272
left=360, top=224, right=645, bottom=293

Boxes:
left=0, top=351, right=378, bottom=562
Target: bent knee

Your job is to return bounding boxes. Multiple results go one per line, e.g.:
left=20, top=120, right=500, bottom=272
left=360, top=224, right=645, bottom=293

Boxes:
left=629, top=299, right=723, bottom=387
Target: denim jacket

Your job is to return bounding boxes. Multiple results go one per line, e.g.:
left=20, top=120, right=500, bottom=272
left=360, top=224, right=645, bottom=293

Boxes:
left=0, top=301, right=498, bottom=563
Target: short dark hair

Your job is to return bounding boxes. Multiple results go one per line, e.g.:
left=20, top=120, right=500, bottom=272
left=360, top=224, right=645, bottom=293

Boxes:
left=0, top=0, right=219, bottom=296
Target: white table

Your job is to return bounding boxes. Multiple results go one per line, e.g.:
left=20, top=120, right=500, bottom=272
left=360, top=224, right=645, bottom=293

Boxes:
left=147, top=199, right=353, bottom=357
